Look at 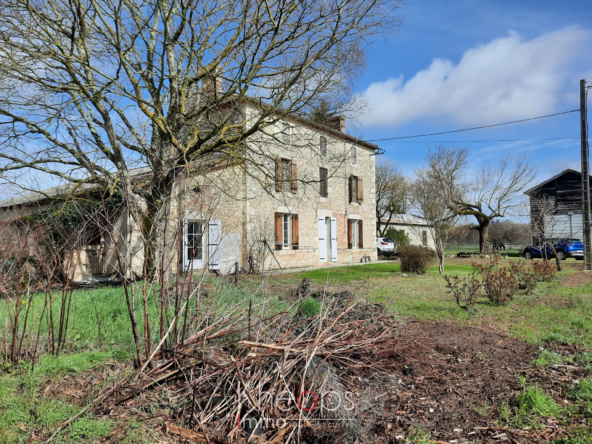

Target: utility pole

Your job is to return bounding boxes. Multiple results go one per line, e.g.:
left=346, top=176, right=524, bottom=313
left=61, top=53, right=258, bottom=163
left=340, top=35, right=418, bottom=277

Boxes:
left=580, top=79, right=592, bottom=270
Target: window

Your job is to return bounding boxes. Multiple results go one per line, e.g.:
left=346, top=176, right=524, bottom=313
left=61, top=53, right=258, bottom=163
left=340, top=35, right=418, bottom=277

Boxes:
left=275, top=158, right=297, bottom=193
left=348, top=175, right=363, bottom=204
left=320, top=136, right=327, bottom=157
left=282, top=123, right=291, bottom=144
left=422, top=230, right=428, bottom=247
left=347, top=219, right=363, bottom=249
left=282, top=214, right=292, bottom=248
left=350, top=145, right=357, bottom=165
left=319, top=167, right=328, bottom=197
left=275, top=213, right=299, bottom=250
left=187, top=221, right=204, bottom=261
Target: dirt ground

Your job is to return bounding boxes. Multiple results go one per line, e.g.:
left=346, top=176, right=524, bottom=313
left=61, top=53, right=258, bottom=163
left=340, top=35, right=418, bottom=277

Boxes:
left=356, top=319, right=590, bottom=443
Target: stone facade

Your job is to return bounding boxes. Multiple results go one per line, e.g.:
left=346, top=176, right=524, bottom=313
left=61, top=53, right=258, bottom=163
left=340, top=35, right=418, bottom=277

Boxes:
left=175, top=104, right=379, bottom=273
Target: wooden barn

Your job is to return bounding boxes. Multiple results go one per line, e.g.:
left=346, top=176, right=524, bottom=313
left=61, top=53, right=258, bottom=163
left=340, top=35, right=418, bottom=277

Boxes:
left=525, top=169, right=592, bottom=241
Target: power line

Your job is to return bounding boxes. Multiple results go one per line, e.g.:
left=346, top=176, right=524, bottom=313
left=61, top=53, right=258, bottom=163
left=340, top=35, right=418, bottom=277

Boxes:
left=379, top=137, right=581, bottom=144
left=367, top=109, right=580, bottom=142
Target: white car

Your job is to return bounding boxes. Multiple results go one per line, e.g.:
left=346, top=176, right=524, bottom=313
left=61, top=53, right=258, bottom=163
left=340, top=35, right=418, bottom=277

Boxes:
left=376, top=237, right=395, bottom=256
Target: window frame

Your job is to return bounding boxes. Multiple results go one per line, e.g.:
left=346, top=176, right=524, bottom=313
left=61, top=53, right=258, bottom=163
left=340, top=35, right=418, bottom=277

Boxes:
left=184, top=219, right=205, bottom=270
left=282, top=214, right=292, bottom=249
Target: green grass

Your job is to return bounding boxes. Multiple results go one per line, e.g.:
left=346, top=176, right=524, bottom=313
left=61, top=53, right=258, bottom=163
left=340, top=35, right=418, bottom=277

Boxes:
left=570, top=378, right=592, bottom=402
left=533, top=349, right=564, bottom=366
left=516, top=385, right=558, bottom=416
left=0, top=352, right=149, bottom=443
left=285, top=260, right=592, bottom=348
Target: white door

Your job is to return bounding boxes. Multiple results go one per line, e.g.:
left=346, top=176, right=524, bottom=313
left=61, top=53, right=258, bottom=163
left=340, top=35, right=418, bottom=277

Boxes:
left=330, top=217, right=338, bottom=262
left=183, top=219, right=205, bottom=271
left=318, top=217, right=327, bottom=262
left=208, top=220, right=222, bottom=270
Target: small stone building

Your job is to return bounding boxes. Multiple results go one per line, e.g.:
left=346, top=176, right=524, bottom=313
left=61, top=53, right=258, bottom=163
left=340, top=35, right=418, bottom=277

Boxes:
left=379, top=215, right=435, bottom=250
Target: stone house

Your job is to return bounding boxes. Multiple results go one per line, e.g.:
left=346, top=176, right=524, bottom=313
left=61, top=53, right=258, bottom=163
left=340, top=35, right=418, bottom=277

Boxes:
left=0, top=101, right=381, bottom=281
left=379, top=215, right=435, bottom=250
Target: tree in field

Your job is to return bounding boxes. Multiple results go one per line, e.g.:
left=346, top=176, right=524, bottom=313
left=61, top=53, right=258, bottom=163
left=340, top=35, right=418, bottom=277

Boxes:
left=411, top=148, right=468, bottom=273
left=0, top=0, right=404, bottom=276
left=451, top=156, right=535, bottom=253
left=375, top=163, right=408, bottom=236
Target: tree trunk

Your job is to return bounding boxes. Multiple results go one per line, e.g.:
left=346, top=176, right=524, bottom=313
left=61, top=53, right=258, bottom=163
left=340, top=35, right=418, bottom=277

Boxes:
left=439, top=253, right=444, bottom=274
left=478, top=220, right=491, bottom=253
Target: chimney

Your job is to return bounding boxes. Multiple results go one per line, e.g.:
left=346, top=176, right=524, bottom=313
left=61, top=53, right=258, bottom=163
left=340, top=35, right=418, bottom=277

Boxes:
left=203, top=65, right=223, bottom=99
left=326, top=115, right=346, bottom=133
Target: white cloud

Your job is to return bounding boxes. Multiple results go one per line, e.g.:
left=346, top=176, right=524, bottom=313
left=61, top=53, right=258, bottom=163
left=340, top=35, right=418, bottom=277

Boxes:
left=360, top=27, right=588, bottom=127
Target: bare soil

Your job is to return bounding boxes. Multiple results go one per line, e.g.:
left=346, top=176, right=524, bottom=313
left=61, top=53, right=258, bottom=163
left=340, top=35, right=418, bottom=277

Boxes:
left=561, top=270, right=592, bottom=287
left=357, top=319, right=590, bottom=443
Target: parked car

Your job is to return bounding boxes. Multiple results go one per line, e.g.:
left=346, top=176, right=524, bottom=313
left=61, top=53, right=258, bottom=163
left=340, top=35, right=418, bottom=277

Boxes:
left=376, top=237, right=395, bottom=256
left=522, top=239, right=584, bottom=260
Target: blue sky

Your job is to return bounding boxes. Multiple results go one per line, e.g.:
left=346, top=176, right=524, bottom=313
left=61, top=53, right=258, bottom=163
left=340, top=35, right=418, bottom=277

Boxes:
left=354, top=0, right=592, bottom=178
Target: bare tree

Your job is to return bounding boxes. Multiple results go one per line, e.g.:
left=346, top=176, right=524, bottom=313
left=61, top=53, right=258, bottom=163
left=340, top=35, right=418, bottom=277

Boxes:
left=452, top=156, right=535, bottom=253
left=410, top=148, right=468, bottom=273
left=529, top=194, right=564, bottom=271
left=375, top=163, right=408, bottom=236
left=0, top=0, right=404, bottom=275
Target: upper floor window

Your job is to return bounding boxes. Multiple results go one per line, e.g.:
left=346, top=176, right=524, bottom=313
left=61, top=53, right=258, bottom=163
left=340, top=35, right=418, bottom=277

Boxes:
left=282, top=123, right=291, bottom=144
left=319, top=167, right=328, bottom=197
left=275, top=158, right=297, bottom=194
left=350, top=145, right=357, bottom=165
left=348, top=175, right=363, bottom=204
left=320, top=136, right=327, bottom=157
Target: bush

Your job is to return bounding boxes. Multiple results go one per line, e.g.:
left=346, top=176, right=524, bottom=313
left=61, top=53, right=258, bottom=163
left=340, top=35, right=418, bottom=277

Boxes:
left=473, top=258, right=517, bottom=305
left=508, top=261, right=538, bottom=294
left=533, top=260, right=557, bottom=282
left=444, top=274, right=481, bottom=309
left=383, top=228, right=410, bottom=252
left=398, top=245, right=431, bottom=274
left=298, top=298, right=321, bottom=318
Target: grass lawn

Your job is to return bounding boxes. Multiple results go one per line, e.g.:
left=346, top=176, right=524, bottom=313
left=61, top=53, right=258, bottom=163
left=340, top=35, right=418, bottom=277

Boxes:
left=271, top=257, right=592, bottom=348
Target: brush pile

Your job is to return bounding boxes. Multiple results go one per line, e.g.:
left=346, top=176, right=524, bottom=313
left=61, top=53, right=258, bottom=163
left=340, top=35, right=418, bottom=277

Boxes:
left=101, top=280, right=400, bottom=443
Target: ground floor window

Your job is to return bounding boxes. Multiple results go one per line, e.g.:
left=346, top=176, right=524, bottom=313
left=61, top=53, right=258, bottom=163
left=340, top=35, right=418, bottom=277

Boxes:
left=348, top=219, right=363, bottom=249
left=422, top=230, right=428, bottom=247
left=275, top=212, right=299, bottom=250
left=186, top=220, right=204, bottom=264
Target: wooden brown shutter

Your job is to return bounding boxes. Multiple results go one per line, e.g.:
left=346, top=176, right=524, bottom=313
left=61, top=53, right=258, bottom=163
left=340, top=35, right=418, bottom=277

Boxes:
left=320, top=168, right=328, bottom=197
left=292, top=214, right=299, bottom=250
left=347, top=219, right=353, bottom=249
left=274, top=212, right=282, bottom=250
left=275, top=158, right=282, bottom=192
left=291, top=161, right=297, bottom=193
left=348, top=175, right=353, bottom=203
left=358, top=220, right=363, bottom=248
left=357, top=177, right=363, bottom=203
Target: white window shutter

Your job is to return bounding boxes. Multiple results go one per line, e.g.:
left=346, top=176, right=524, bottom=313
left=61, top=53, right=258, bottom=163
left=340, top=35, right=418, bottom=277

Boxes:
left=208, top=220, right=222, bottom=270
left=182, top=218, right=189, bottom=271
left=331, top=217, right=338, bottom=262
left=318, top=217, right=327, bottom=262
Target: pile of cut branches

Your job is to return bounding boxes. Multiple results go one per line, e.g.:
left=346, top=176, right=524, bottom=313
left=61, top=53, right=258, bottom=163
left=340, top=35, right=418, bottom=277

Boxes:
left=97, top=286, right=399, bottom=443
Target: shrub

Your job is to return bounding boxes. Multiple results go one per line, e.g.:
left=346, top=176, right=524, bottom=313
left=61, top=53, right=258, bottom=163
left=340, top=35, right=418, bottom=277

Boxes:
left=516, top=385, right=558, bottom=416
left=398, top=245, right=431, bottom=274
left=444, top=274, right=481, bottom=309
left=473, top=258, right=517, bottom=305
left=508, top=261, right=538, bottom=294
left=298, top=298, right=321, bottom=318
left=383, top=228, right=410, bottom=252
left=533, top=260, right=557, bottom=282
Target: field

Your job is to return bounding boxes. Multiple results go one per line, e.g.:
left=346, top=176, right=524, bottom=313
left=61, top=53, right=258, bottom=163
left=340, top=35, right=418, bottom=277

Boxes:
left=1, top=256, right=591, bottom=443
